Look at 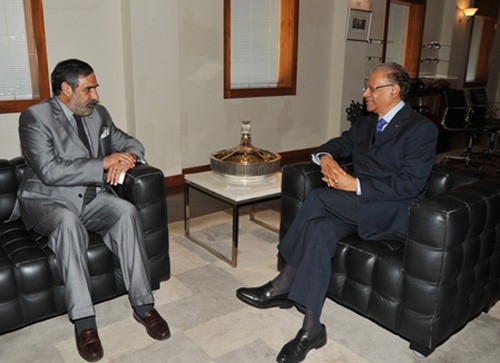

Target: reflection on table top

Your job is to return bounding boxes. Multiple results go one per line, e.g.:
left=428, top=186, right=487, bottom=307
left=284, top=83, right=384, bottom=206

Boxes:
left=184, top=171, right=281, bottom=202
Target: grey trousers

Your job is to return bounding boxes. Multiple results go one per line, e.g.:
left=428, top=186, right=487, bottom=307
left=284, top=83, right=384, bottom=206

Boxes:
left=31, top=191, right=154, bottom=320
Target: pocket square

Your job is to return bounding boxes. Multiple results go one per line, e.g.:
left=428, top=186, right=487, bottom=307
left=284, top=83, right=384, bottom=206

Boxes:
left=100, top=127, right=110, bottom=139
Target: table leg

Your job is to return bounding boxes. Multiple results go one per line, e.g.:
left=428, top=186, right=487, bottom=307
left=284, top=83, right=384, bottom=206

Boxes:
left=231, top=205, right=239, bottom=267
left=249, top=205, right=279, bottom=233
left=183, top=184, right=238, bottom=267
left=184, top=182, right=191, bottom=237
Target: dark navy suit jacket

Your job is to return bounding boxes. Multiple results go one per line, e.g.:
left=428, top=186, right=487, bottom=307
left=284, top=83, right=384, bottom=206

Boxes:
left=318, top=102, right=439, bottom=241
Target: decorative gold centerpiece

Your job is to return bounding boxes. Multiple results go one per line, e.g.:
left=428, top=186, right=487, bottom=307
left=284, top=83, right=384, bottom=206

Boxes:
left=210, top=121, right=281, bottom=183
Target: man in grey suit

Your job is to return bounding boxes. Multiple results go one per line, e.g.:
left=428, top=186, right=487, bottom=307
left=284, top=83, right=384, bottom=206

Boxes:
left=237, top=63, right=439, bottom=363
left=15, top=59, right=169, bottom=362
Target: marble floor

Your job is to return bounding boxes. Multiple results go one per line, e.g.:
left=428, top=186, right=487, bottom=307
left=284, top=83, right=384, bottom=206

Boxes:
left=1, top=209, right=499, bottom=363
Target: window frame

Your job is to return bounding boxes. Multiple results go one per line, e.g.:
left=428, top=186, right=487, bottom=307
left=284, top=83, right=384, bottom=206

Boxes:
left=223, top=0, right=299, bottom=99
left=0, top=0, right=50, bottom=114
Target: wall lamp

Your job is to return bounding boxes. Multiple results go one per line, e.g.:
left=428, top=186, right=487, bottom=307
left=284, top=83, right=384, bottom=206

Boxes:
left=460, top=7, right=478, bottom=22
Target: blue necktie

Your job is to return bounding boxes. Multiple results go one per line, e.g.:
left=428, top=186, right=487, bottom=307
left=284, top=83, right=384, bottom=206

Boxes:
left=375, top=118, right=388, bottom=139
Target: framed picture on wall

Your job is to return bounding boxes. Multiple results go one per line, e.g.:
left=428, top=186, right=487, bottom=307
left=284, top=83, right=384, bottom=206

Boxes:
left=345, top=9, right=372, bottom=42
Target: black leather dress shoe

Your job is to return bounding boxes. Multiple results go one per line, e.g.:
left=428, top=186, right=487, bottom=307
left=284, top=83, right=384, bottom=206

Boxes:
left=75, top=327, right=103, bottom=362
left=276, top=325, right=327, bottom=363
left=236, top=281, right=293, bottom=309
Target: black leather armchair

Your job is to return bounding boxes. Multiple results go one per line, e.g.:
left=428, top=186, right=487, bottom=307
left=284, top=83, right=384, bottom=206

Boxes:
left=279, top=162, right=500, bottom=357
left=0, top=157, right=170, bottom=334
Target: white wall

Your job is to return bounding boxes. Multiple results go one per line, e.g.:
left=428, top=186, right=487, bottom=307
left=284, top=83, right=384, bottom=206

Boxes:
left=44, top=0, right=128, bottom=129
left=0, top=0, right=343, bottom=176
left=0, top=0, right=128, bottom=160
left=126, top=0, right=183, bottom=176
left=0, top=0, right=498, bottom=175
left=177, top=0, right=338, bottom=169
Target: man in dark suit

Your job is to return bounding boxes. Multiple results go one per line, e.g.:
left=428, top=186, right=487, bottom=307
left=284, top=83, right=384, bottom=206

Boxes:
left=236, top=62, right=439, bottom=363
left=12, top=59, right=170, bottom=362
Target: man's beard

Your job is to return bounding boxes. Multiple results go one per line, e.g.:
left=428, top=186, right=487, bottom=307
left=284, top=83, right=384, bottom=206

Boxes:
left=74, top=100, right=99, bottom=117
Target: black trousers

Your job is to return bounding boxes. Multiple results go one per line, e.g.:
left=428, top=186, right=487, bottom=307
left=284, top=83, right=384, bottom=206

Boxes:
left=278, top=187, right=360, bottom=316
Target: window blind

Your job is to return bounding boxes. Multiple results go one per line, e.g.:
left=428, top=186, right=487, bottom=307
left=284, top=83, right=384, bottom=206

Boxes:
left=230, top=0, right=280, bottom=88
left=0, top=0, right=33, bottom=100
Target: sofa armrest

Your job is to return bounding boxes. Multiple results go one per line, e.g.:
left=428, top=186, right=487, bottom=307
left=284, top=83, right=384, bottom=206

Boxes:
left=279, top=162, right=324, bottom=239
left=114, top=164, right=170, bottom=283
left=115, top=164, right=166, bottom=208
left=400, top=176, right=500, bottom=347
left=279, top=158, right=352, bottom=239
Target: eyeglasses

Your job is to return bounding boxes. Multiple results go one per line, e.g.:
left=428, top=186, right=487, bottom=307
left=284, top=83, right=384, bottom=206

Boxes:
left=362, top=84, right=394, bottom=92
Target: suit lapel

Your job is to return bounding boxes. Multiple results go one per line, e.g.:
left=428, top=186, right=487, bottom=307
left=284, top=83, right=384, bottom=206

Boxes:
left=367, top=116, right=377, bottom=146
left=372, top=103, right=413, bottom=145
left=84, top=111, right=103, bottom=157
left=49, top=98, right=90, bottom=155
left=49, top=97, right=104, bottom=157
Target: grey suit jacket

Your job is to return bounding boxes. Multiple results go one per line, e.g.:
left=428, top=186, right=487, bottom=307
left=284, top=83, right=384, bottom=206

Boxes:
left=11, top=97, right=145, bottom=230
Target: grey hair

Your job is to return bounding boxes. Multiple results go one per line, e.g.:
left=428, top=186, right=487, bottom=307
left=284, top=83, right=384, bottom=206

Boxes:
left=370, top=62, right=411, bottom=100
left=51, top=59, right=94, bottom=96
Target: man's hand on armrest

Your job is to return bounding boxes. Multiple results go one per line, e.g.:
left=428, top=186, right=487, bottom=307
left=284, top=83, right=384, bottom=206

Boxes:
left=103, top=152, right=137, bottom=186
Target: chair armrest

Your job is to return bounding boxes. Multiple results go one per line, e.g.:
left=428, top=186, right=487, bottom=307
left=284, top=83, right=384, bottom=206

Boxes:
left=441, top=105, right=472, bottom=131
left=115, top=164, right=166, bottom=209
left=470, top=102, right=500, bottom=122
left=114, top=164, right=170, bottom=282
left=488, top=102, right=500, bottom=119
left=279, top=158, right=353, bottom=239
left=281, top=162, right=324, bottom=200
left=400, top=176, right=500, bottom=342
left=279, top=162, right=324, bottom=239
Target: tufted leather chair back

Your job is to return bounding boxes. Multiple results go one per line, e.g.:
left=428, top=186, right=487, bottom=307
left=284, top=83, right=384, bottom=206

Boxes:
left=0, top=159, right=20, bottom=221
left=280, top=162, right=486, bottom=241
left=426, top=164, right=485, bottom=196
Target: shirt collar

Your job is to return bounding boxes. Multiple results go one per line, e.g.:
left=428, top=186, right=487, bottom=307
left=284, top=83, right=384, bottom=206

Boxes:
left=55, top=97, right=76, bottom=122
left=380, top=100, right=405, bottom=123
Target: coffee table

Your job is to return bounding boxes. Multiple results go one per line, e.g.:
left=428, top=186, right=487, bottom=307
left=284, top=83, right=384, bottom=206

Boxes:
left=184, top=171, right=281, bottom=267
